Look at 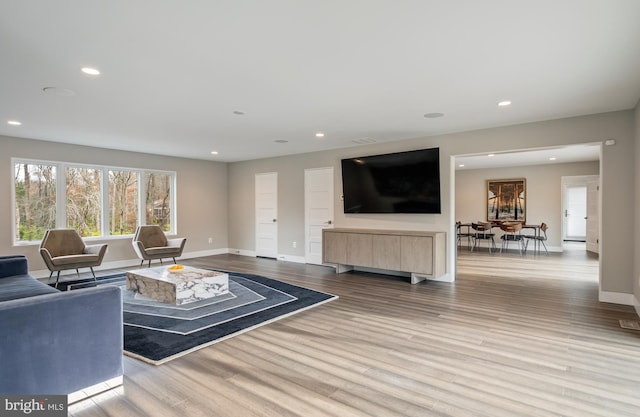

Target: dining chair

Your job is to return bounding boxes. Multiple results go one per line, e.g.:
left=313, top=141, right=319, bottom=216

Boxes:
left=524, top=222, right=549, bottom=255
left=471, top=222, right=496, bottom=253
left=499, top=222, right=525, bottom=254
left=456, top=221, right=473, bottom=250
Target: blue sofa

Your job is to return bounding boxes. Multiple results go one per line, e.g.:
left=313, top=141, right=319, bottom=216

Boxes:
left=0, top=255, right=123, bottom=397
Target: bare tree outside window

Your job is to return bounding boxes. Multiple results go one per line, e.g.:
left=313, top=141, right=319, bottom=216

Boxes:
left=66, top=167, right=102, bottom=236
left=14, top=163, right=57, bottom=241
left=13, top=159, right=175, bottom=242
left=145, top=173, right=172, bottom=231
left=109, top=170, right=138, bottom=235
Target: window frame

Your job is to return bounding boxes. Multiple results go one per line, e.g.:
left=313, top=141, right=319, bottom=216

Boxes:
left=12, top=158, right=177, bottom=245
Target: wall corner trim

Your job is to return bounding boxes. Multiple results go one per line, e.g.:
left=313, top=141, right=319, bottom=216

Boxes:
left=599, top=290, right=635, bottom=306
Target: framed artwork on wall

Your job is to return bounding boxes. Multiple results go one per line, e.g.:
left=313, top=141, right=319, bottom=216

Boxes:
left=487, top=178, right=526, bottom=222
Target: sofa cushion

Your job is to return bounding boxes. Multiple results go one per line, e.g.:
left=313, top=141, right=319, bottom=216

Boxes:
left=145, top=246, right=182, bottom=256
left=50, top=253, right=100, bottom=266
left=0, top=255, right=29, bottom=278
left=0, top=275, right=59, bottom=302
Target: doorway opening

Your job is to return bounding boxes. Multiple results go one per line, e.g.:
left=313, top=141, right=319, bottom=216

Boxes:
left=561, top=175, right=599, bottom=254
left=453, top=144, right=601, bottom=285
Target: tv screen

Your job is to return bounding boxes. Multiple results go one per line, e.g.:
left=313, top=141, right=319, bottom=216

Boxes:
left=341, top=148, right=441, bottom=214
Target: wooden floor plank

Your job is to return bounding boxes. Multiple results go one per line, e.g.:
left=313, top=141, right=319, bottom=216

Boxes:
left=67, top=248, right=640, bottom=417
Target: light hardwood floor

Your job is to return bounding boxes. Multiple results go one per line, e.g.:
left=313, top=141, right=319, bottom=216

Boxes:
left=69, top=249, right=640, bottom=417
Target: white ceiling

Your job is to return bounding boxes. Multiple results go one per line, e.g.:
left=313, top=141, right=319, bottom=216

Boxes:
left=1, top=1, right=639, bottom=162
left=455, top=143, right=601, bottom=170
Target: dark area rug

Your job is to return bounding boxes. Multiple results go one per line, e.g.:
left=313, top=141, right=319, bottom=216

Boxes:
left=56, top=270, right=337, bottom=365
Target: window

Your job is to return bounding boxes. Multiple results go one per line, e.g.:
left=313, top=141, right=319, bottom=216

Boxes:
left=109, top=170, right=138, bottom=235
left=13, top=159, right=176, bottom=243
left=14, top=163, right=57, bottom=241
left=145, top=172, right=171, bottom=231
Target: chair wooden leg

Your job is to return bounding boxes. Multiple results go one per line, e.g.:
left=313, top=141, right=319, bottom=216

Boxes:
left=90, top=267, right=97, bottom=281
left=172, top=257, right=177, bottom=264
left=54, top=271, right=61, bottom=289
left=140, top=260, right=144, bottom=266
left=148, top=260, right=152, bottom=268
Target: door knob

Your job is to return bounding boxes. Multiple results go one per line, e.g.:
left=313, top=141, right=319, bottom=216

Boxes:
left=272, top=219, right=277, bottom=223
left=327, top=220, right=332, bottom=225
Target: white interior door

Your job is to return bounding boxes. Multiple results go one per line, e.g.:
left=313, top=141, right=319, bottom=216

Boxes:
left=565, top=185, right=587, bottom=240
left=305, top=167, right=334, bottom=265
left=586, top=177, right=600, bottom=253
left=255, top=172, right=278, bottom=258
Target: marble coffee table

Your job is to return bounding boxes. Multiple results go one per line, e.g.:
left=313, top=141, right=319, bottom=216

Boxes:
left=126, top=266, right=229, bottom=306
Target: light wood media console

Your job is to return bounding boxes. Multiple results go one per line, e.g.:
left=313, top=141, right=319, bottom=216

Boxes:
left=322, top=228, right=446, bottom=284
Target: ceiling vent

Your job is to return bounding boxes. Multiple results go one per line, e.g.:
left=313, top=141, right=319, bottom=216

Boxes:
left=352, top=138, right=377, bottom=145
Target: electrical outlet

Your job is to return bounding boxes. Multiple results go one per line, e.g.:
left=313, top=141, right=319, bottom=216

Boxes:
left=292, top=241, right=297, bottom=248
left=208, top=237, right=213, bottom=244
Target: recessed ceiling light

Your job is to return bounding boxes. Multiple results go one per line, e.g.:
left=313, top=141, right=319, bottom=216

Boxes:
left=275, top=139, right=288, bottom=143
left=233, top=110, right=245, bottom=115
left=424, top=112, right=445, bottom=118
left=458, top=164, right=465, bottom=168
left=549, top=157, right=557, bottom=161
left=210, top=151, right=218, bottom=155
left=315, top=132, right=325, bottom=138
left=81, top=67, right=100, bottom=75
left=7, top=120, right=22, bottom=126
left=498, top=100, right=512, bottom=107
left=487, top=154, right=495, bottom=157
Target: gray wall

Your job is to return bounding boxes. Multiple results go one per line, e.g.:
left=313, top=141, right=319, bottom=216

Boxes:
left=1, top=109, right=636, bottom=303
left=228, top=110, right=635, bottom=299
left=455, top=161, right=600, bottom=249
left=0, top=135, right=228, bottom=273
left=634, top=101, right=640, bottom=314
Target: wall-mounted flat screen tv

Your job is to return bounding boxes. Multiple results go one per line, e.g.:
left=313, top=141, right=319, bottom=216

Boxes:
left=341, top=147, right=441, bottom=214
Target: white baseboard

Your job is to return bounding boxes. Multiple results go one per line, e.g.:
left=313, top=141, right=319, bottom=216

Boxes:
left=228, top=249, right=306, bottom=264
left=31, top=248, right=230, bottom=279
left=428, top=272, right=454, bottom=283
left=599, top=290, right=635, bottom=306
left=32, top=247, right=304, bottom=278
left=228, top=248, right=256, bottom=257
left=277, top=254, right=306, bottom=263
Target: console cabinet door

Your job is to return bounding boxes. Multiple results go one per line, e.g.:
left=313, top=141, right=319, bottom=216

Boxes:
left=347, top=233, right=372, bottom=266
left=372, top=234, right=401, bottom=270
left=323, top=231, right=348, bottom=264
left=401, top=236, right=433, bottom=275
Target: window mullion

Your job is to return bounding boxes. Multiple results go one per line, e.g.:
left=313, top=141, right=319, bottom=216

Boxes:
left=56, top=163, right=66, bottom=228
left=102, top=170, right=110, bottom=237
left=138, top=170, right=146, bottom=227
